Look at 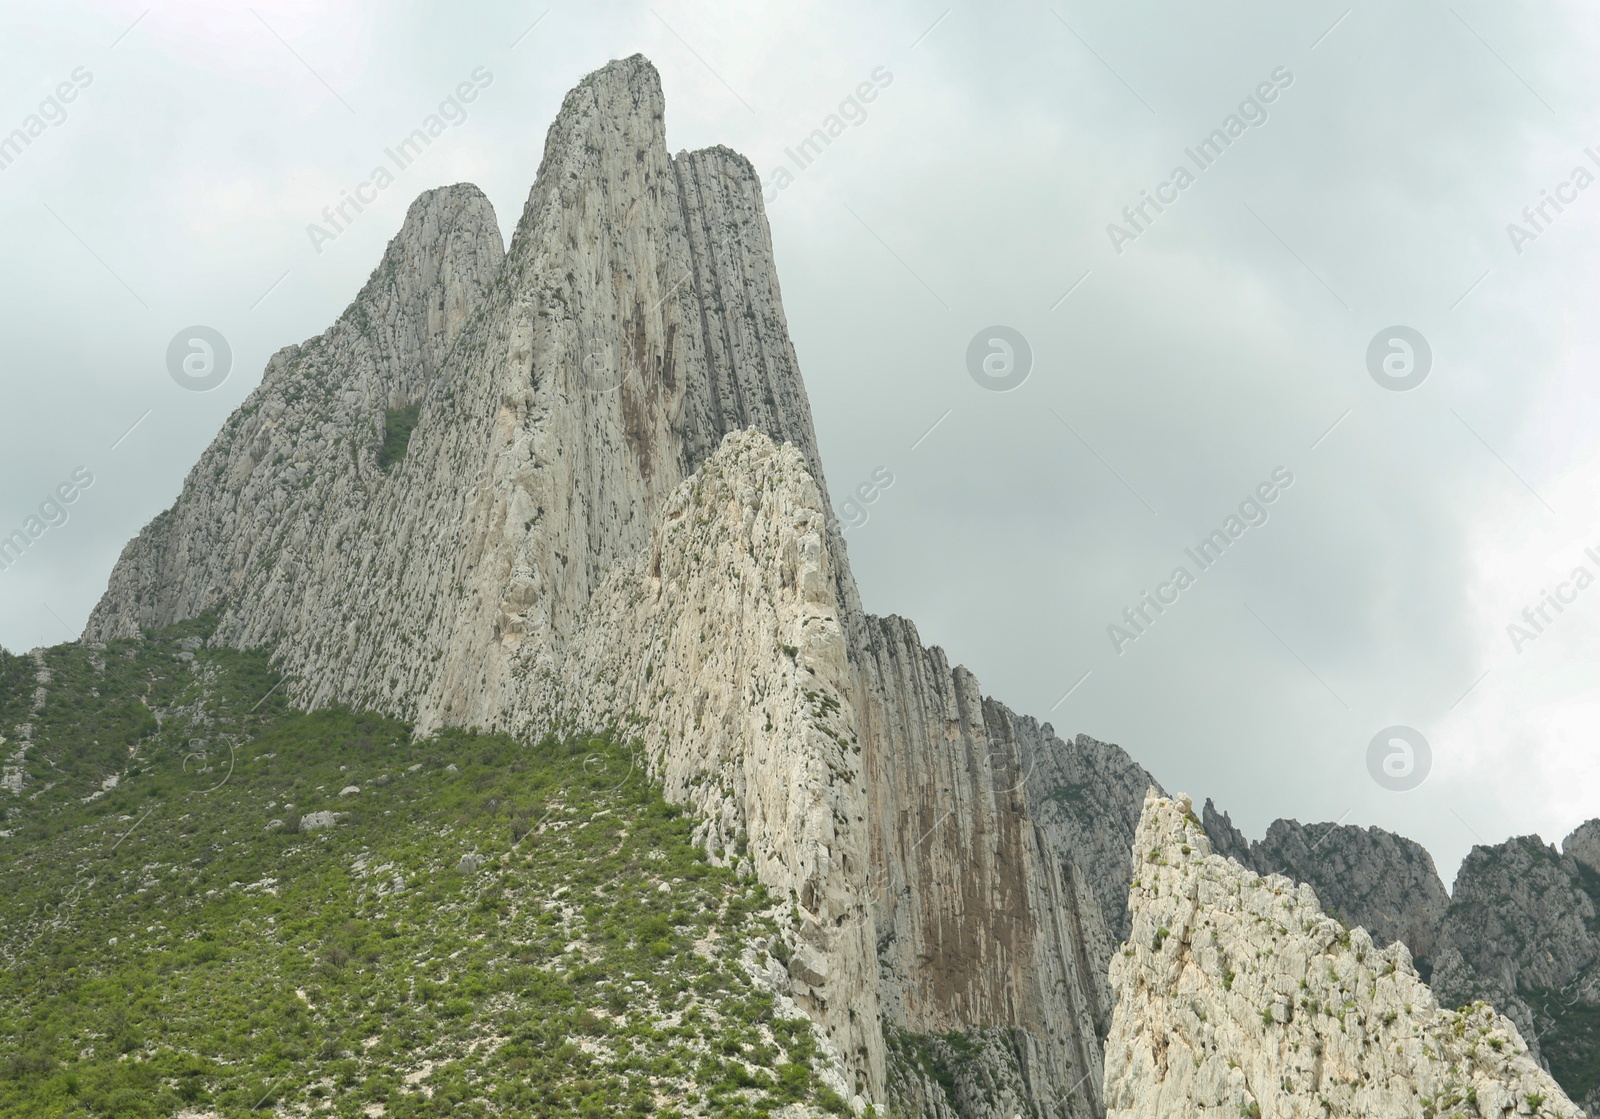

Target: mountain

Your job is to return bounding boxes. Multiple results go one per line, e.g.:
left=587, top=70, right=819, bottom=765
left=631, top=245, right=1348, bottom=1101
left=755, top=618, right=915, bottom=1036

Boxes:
left=1201, top=800, right=1450, bottom=979
left=3, top=52, right=1590, bottom=1119
left=1204, top=800, right=1600, bottom=1113
left=1107, top=793, right=1582, bottom=1118
left=1431, top=827, right=1600, bottom=1116
left=72, top=53, right=1169, bottom=1117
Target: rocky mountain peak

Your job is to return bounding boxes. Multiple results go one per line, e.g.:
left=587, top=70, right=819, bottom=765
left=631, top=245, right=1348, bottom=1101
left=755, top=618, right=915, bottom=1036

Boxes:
left=1201, top=797, right=1450, bottom=978
left=1564, top=819, right=1600, bottom=878
left=510, top=53, right=666, bottom=259
left=347, top=182, right=504, bottom=395
left=1108, top=792, right=1583, bottom=1118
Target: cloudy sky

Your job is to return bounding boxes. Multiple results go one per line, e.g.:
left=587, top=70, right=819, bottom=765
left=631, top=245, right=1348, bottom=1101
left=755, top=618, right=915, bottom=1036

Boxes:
left=2, top=0, right=1597, bottom=883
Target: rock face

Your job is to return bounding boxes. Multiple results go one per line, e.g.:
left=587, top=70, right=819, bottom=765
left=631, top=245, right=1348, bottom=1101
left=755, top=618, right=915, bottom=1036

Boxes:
left=1202, top=802, right=1600, bottom=1111
left=1432, top=829, right=1600, bottom=1116
left=1107, top=792, right=1583, bottom=1119
left=1201, top=800, right=1450, bottom=976
left=85, top=183, right=507, bottom=680
left=86, top=54, right=887, bottom=1101
left=558, top=429, right=882, bottom=1093
left=856, top=624, right=1162, bottom=1116
left=860, top=633, right=1112, bottom=1115
left=76, top=52, right=1174, bottom=1115
left=1203, top=806, right=1600, bottom=1114
left=85, top=57, right=853, bottom=744
left=1563, top=820, right=1600, bottom=877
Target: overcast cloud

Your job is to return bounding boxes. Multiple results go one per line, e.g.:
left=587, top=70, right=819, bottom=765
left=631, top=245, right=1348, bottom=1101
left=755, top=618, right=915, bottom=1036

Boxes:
left=2, top=0, right=1597, bottom=883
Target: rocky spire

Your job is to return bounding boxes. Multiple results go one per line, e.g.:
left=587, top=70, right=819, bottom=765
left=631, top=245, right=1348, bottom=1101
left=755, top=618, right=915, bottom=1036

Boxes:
left=83, top=54, right=887, bottom=1101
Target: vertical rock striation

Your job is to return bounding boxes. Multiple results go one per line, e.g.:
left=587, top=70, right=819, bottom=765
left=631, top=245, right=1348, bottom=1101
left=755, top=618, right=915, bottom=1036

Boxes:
left=84, top=182, right=506, bottom=666
left=82, top=50, right=1172, bottom=1112
left=85, top=54, right=887, bottom=1101
left=854, top=613, right=1164, bottom=1117
left=84, top=56, right=853, bottom=739
left=557, top=430, right=882, bottom=1099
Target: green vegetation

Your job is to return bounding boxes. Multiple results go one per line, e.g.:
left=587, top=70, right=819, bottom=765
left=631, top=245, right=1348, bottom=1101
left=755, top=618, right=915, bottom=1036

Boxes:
left=1528, top=987, right=1600, bottom=1104
left=378, top=403, right=422, bottom=471
left=884, top=1027, right=1031, bottom=1118
left=1042, top=781, right=1091, bottom=812
left=885, top=1028, right=964, bottom=1114
left=0, top=623, right=840, bottom=1117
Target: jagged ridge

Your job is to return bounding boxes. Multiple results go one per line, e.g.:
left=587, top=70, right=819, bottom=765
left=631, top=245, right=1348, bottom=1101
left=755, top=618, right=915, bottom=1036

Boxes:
left=1107, top=792, right=1583, bottom=1118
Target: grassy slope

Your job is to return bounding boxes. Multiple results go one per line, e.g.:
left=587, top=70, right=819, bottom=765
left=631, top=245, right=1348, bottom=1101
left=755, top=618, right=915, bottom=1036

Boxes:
left=0, top=621, right=851, bottom=1119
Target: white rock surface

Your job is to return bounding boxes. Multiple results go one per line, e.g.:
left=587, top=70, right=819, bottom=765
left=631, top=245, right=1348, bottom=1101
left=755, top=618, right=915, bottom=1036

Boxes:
left=1104, top=791, right=1583, bottom=1119
left=559, top=428, right=882, bottom=1096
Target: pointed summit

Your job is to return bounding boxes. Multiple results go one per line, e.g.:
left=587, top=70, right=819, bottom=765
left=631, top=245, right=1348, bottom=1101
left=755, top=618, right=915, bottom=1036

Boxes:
left=79, top=56, right=1186, bottom=1116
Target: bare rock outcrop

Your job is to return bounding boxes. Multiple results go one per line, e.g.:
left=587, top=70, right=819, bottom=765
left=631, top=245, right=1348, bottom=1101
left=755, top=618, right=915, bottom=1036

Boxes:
left=1201, top=799, right=1450, bottom=976
left=558, top=429, right=881, bottom=1100
left=1106, top=792, right=1583, bottom=1119
left=1431, top=830, right=1600, bottom=1114
left=1199, top=806, right=1600, bottom=1112
left=858, top=620, right=1160, bottom=1117
left=84, top=56, right=854, bottom=741
left=85, top=181, right=505, bottom=666
left=78, top=50, right=1174, bottom=1115
left=84, top=54, right=886, bottom=1101
left=1564, top=820, right=1600, bottom=878
left=73, top=49, right=1187, bottom=1116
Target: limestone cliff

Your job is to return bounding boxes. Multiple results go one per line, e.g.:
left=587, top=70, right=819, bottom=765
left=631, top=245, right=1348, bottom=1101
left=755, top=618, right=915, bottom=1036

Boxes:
left=856, top=621, right=1161, bottom=1117
left=78, top=51, right=1179, bottom=1116
left=1107, top=792, right=1583, bottom=1119
left=557, top=429, right=882, bottom=1098
left=85, top=56, right=855, bottom=739
left=1202, top=801, right=1600, bottom=1111
left=85, top=54, right=888, bottom=1102
left=85, top=181, right=506, bottom=676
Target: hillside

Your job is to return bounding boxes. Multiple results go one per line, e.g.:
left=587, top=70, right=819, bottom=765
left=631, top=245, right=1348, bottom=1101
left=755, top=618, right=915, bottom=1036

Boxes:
left=0, top=621, right=855, bottom=1118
